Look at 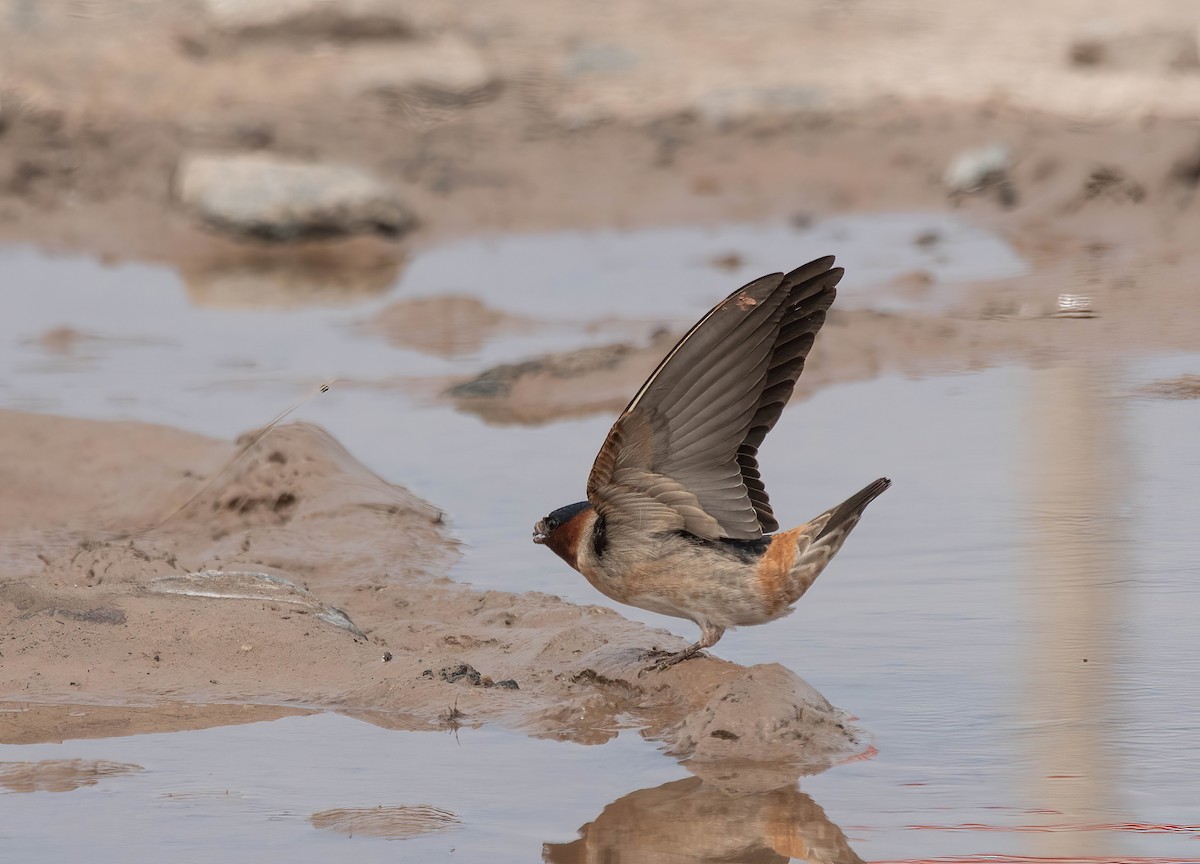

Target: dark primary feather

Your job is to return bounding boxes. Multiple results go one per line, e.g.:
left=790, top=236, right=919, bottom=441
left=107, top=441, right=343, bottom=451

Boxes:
left=587, top=256, right=842, bottom=541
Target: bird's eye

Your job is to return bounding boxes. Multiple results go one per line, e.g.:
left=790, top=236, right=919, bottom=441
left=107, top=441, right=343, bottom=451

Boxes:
left=546, top=518, right=558, bottom=530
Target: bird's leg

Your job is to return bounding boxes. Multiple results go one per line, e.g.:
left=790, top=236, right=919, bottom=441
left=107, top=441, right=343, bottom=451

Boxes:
left=644, top=622, right=725, bottom=673
left=647, top=641, right=703, bottom=672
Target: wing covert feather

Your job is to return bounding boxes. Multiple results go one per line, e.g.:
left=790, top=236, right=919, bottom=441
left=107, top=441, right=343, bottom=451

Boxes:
left=587, top=257, right=842, bottom=540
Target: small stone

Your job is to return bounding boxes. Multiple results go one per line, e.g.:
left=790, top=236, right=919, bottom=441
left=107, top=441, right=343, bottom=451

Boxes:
left=944, top=143, right=1016, bottom=208
left=492, top=679, right=519, bottom=690
left=341, top=36, right=498, bottom=107
left=199, top=0, right=414, bottom=40
left=382, top=651, right=393, bottom=662
left=173, top=152, right=415, bottom=242
left=944, top=144, right=1012, bottom=193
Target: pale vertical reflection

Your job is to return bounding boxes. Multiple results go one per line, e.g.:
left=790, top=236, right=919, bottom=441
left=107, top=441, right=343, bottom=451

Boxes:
left=1020, top=363, right=1127, bottom=858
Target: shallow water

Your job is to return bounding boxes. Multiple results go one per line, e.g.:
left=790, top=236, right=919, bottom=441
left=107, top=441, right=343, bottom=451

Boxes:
left=0, top=713, right=689, bottom=863
left=2, top=216, right=1199, bottom=862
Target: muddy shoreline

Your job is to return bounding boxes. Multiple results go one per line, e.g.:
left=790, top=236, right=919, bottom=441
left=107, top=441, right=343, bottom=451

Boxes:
left=5, top=0, right=1200, bottom=775
left=0, top=410, right=866, bottom=773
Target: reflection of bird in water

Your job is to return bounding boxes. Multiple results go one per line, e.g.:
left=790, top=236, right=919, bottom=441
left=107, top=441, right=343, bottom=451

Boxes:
left=533, top=257, right=890, bottom=670
left=543, top=775, right=864, bottom=864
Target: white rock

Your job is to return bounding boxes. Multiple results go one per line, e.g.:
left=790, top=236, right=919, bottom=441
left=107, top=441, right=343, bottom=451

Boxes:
left=174, top=152, right=415, bottom=242
left=200, top=0, right=413, bottom=38
left=944, top=143, right=1012, bottom=194
left=341, top=35, right=497, bottom=105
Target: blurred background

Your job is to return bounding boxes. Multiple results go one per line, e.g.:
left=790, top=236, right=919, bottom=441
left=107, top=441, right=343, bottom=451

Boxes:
left=3, top=2, right=1200, bottom=863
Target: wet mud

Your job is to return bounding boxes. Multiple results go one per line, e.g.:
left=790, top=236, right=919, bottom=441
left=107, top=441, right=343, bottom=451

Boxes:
left=0, top=410, right=865, bottom=767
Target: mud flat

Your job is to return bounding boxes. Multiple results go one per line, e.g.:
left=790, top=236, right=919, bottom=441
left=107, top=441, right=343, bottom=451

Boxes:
left=0, top=410, right=866, bottom=771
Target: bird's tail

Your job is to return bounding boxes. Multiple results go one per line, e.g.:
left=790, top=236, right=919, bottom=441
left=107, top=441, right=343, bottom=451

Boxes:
left=783, top=477, right=891, bottom=605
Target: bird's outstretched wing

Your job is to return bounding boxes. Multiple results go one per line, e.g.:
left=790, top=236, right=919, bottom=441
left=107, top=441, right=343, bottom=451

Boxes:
left=587, top=256, right=842, bottom=541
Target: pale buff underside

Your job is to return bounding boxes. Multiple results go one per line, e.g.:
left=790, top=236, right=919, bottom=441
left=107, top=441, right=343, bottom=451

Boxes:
left=571, top=508, right=859, bottom=632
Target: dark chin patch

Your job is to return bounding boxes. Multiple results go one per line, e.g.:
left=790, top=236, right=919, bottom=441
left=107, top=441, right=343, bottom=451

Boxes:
left=591, top=513, right=608, bottom=558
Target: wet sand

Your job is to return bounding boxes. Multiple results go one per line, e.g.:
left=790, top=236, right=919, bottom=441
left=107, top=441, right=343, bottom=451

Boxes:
left=0, top=410, right=865, bottom=767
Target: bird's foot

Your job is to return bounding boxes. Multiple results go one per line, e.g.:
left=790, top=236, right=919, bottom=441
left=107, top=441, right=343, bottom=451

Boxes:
left=640, top=643, right=706, bottom=673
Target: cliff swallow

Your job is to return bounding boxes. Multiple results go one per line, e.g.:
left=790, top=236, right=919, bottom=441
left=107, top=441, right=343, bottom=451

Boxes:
left=534, top=256, right=890, bottom=670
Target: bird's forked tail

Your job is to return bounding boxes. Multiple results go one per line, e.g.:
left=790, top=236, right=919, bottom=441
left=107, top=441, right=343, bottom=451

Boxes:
left=778, top=477, right=891, bottom=606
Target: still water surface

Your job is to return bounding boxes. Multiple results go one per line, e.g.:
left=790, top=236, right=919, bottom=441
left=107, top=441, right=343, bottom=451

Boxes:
left=1, top=215, right=1197, bottom=861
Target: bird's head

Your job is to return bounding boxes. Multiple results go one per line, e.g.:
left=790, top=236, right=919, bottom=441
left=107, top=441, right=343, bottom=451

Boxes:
left=533, top=501, right=594, bottom=569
